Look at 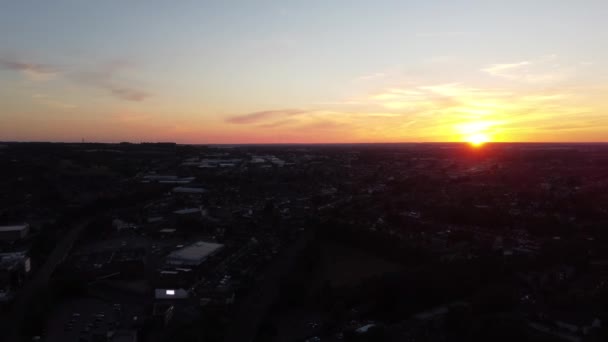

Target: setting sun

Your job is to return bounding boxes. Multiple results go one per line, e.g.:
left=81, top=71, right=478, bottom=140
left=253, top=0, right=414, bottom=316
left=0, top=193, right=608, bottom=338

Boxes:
left=467, top=133, right=490, bottom=147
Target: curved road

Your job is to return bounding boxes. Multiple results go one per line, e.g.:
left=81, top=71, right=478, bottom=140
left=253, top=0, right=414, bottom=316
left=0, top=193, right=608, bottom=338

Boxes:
left=4, top=219, right=90, bottom=342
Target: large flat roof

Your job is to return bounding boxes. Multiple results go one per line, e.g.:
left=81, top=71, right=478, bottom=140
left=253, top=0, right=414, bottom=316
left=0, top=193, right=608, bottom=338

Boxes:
left=0, top=224, right=28, bottom=232
left=166, top=241, right=223, bottom=266
left=172, top=187, right=206, bottom=194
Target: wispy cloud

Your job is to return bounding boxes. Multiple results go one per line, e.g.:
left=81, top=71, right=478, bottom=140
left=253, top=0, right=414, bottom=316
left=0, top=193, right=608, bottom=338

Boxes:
left=537, top=121, right=607, bottom=131
left=482, top=55, right=574, bottom=83
left=226, top=109, right=309, bottom=124
left=356, top=81, right=598, bottom=141
left=1, top=54, right=150, bottom=101
left=219, top=79, right=603, bottom=143
left=0, top=57, right=58, bottom=81
left=106, top=84, right=149, bottom=101
left=256, top=119, right=301, bottom=129
left=73, top=62, right=150, bottom=102
left=369, top=83, right=472, bottom=111
left=482, top=61, right=530, bottom=78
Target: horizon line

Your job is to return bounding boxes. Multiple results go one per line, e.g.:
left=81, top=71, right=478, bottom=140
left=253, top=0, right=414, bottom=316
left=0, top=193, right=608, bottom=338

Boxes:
left=3, top=140, right=608, bottom=146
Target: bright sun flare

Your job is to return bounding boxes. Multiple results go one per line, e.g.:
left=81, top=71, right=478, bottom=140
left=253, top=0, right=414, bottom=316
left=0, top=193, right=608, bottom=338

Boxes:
left=467, top=133, right=490, bottom=147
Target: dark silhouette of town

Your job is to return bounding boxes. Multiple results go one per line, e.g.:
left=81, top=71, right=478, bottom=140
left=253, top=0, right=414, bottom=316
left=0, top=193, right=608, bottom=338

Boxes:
left=1, top=141, right=608, bottom=341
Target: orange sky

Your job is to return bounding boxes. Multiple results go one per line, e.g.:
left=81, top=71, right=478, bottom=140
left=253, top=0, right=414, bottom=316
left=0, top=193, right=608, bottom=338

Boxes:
left=2, top=1, right=608, bottom=143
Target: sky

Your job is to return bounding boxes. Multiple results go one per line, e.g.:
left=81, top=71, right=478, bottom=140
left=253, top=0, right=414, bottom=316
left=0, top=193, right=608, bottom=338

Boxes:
left=1, top=0, right=608, bottom=143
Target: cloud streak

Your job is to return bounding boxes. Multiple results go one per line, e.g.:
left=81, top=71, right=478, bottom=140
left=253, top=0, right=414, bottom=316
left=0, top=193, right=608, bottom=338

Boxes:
left=222, top=76, right=602, bottom=143
left=0, top=57, right=58, bottom=81
left=226, top=109, right=309, bottom=124
left=1, top=55, right=149, bottom=101
left=73, top=62, right=151, bottom=102
left=108, top=87, right=148, bottom=101
left=482, top=55, right=574, bottom=83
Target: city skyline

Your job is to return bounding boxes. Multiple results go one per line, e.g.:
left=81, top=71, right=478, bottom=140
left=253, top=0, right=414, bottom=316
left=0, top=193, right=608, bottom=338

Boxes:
left=2, top=1, right=608, bottom=144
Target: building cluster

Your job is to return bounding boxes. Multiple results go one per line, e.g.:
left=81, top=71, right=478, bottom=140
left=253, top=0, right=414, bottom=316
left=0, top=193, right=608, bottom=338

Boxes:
left=0, top=224, right=31, bottom=302
left=1, top=142, right=608, bottom=341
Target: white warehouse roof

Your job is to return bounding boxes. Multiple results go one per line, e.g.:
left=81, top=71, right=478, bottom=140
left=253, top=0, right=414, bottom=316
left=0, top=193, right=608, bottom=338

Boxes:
left=0, top=224, right=28, bottom=232
left=166, top=241, right=223, bottom=266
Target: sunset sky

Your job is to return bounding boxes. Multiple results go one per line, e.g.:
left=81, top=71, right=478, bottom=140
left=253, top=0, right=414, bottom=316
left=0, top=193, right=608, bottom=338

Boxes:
left=1, top=1, right=608, bottom=143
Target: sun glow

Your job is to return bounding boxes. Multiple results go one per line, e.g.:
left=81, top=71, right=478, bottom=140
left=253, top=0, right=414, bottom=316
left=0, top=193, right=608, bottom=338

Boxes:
left=467, top=133, right=490, bottom=147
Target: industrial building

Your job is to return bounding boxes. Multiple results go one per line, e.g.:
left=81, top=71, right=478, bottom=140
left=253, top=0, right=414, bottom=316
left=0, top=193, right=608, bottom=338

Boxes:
left=165, top=241, right=224, bottom=267
left=0, top=251, right=31, bottom=302
left=0, top=224, right=29, bottom=242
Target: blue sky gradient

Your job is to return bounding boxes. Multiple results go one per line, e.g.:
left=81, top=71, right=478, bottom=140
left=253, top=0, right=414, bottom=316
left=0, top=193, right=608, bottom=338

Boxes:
left=1, top=1, right=608, bottom=142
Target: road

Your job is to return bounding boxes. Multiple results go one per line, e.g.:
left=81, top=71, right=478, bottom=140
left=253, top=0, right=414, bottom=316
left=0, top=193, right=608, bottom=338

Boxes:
left=225, top=229, right=316, bottom=342
left=3, top=219, right=90, bottom=342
